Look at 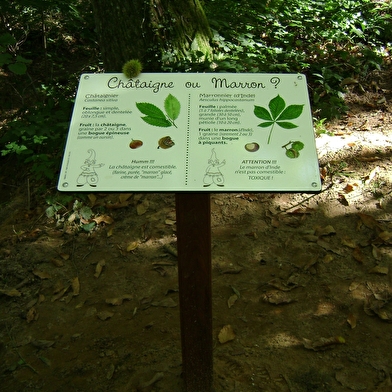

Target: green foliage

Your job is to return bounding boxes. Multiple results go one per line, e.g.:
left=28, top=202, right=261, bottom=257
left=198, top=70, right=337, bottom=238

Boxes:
left=313, top=117, right=333, bottom=136
left=0, top=33, right=32, bottom=75
left=200, top=0, right=390, bottom=118
left=1, top=0, right=391, bottom=187
left=45, top=195, right=99, bottom=233
left=163, top=0, right=390, bottom=117
left=0, top=0, right=98, bottom=184
left=1, top=1, right=95, bottom=71
left=0, top=92, right=73, bottom=180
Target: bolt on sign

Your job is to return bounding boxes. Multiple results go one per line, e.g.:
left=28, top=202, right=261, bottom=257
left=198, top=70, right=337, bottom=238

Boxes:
left=58, top=73, right=321, bottom=192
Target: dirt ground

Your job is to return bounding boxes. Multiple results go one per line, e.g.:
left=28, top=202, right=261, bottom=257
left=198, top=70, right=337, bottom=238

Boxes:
left=1, top=83, right=392, bottom=391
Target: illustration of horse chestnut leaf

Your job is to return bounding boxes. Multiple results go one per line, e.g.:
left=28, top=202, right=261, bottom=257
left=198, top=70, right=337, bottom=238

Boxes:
left=254, top=95, right=304, bottom=144
left=282, top=140, right=304, bottom=159
left=136, top=94, right=180, bottom=128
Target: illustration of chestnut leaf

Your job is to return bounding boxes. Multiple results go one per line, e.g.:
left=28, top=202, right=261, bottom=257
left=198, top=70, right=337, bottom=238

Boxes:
left=254, top=95, right=304, bottom=144
left=164, top=94, right=181, bottom=122
left=136, top=102, right=172, bottom=127
left=136, top=94, right=180, bottom=128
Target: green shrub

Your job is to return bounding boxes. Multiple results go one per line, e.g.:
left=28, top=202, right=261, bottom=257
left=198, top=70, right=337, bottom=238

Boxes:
left=1, top=92, right=73, bottom=181
left=201, top=0, right=390, bottom=118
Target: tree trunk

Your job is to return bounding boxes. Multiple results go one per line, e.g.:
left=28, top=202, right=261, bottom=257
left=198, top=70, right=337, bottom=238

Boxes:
left=91, top=0, right=212, bottom=72
left=150, top=0, right=212, bottom=61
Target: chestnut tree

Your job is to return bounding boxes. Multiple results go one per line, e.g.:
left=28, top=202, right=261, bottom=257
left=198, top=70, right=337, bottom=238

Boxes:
left=90, top=0, right=213, bottom=72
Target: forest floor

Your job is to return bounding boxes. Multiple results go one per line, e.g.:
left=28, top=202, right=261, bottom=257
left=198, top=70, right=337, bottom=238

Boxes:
left=1, top=77, right=392, bottom=391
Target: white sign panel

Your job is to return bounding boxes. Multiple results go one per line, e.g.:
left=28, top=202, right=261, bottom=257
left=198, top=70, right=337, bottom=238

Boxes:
left=58, top=73, right=321, bottom=192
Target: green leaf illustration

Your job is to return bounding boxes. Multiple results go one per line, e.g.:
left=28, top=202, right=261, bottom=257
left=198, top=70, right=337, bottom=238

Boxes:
left=258, top=121, right=274, bottom=127
left=269, top=95, right=286, bottom=120
left=276, top=121, right=298, bottom=129
left=164, top=94, right=181, bottom=121
left=136, top=95, right=180, bottom=128
left=276, top=104, right=304, bottom=121
left=136, top=102, right=166, bottom=118
left=141, top=115, right=172, bottom=127
left=254, top=106, right=272, bottom=121
left=254, top=95, right=304, bottom=144
left=136, top=102, right=171, bottom=127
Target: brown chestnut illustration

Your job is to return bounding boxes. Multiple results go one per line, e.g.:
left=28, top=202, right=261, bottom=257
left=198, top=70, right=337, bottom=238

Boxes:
left=129, top=139, right=143, bottom=149
left=245, top=142, right=260, bottom=152
left=158, top=136, right=175, bottom=149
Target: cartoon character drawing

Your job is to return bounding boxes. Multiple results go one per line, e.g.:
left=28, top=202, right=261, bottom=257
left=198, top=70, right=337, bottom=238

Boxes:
left=203, top=149, right=226, bottom=187
left=76, top=149, right=104, bottom=187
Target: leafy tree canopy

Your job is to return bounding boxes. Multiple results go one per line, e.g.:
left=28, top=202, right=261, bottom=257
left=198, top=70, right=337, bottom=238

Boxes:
left=0, top=0, right=390, bottom=183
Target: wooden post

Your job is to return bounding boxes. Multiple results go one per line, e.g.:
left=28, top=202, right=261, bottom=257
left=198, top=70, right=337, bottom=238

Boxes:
left=175, top=193, right=213, bottom=391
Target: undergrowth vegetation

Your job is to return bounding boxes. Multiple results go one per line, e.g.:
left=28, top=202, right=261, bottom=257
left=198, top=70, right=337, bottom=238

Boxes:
left=203, top=0, right=391, bottom=118
left=0, top=0, right=391, bottom=185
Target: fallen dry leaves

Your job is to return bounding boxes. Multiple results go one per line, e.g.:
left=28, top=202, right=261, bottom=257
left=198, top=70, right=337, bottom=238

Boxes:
left=218, top=325, right=236, bottom=344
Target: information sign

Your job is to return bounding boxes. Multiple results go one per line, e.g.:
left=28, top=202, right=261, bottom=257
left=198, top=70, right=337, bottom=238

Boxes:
left=58, top=73, right=321, bottom=192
